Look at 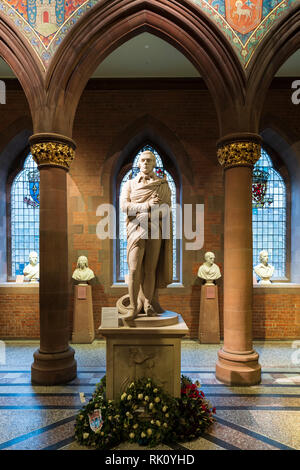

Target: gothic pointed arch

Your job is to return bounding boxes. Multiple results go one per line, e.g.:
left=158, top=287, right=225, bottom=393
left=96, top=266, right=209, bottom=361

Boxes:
left=46, top=0, right=246, bottom=137
left=245, top=6, right=300, bottom=128
left=0, top=12, right=45, bottom=127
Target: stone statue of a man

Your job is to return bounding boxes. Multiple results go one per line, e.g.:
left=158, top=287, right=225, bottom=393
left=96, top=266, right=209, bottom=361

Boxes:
left=72, top=256, right=95, bottom=283
left=254, top=250, right=274, bottom=284
left=198, top=251, right=221, bottom=284
left=23, top=251, right=39, bottom=282
left=119, top=150, right=172, bottom=321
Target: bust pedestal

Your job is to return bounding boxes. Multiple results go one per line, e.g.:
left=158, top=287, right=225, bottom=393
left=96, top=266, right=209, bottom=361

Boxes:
left=72, top=284, right=95, bottom=344
left=199, top=283, right=220, bottom=344
left=99, top=312, right=189, bottom=400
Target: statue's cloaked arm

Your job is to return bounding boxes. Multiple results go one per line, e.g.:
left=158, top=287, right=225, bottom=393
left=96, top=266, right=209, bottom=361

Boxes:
left=120, top=180, right=150, bottom=215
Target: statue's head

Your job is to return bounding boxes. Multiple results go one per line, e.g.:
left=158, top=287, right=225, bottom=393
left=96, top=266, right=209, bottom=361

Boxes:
left=259, top=250, right=269, bottom=265
left=29, top=251, right=38, bottom=266
left=77, top=256, right=88, bottom=269
left=137, top=150, right=156, bottom=174
left=204, top=251, right=215, bottom=266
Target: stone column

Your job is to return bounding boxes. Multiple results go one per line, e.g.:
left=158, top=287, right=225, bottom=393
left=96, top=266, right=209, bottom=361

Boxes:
left=30, top=133, right=77, bottom=385
left=216, top=134, right=262, bottom=385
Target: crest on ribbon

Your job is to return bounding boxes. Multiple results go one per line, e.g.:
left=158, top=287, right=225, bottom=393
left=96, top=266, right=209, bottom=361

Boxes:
left=88, top=409, right=103, bottom=433
left=225, top=0, right=262, bottom=35
left=252, top=168, right=273, bottom=208
left=24, top=170, right=40, bottom=208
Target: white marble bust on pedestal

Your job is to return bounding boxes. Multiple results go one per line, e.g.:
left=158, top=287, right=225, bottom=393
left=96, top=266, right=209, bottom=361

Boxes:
left=254, top=250, right=274, bottom=284
left=198, top=252, right=221, bottom=284
left=72, top=256, right=95, bottom=283
left=23, top=251, right=39, bottom=282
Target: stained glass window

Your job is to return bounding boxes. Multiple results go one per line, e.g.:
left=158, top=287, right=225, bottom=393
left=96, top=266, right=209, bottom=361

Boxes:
left=11, top=153, right=39, bottom=277
left=117, top=145, right=179, bottom=283
left=252, top=148, right=286, bottom=279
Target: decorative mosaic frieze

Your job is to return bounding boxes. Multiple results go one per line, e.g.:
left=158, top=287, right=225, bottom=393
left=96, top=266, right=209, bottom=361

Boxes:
left=0, top=0, right=298, bottom=69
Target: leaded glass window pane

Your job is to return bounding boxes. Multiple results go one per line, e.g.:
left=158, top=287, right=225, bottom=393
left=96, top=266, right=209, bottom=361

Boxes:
left=11, top=153, right=39, bottom=277
left=118, top=145, right=179, bottom=283
left=252, top=149, right=286, bottom=279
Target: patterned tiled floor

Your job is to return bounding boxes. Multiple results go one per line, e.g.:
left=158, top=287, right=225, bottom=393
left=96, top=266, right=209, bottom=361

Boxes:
left=0, top=340, right=299, bottom=450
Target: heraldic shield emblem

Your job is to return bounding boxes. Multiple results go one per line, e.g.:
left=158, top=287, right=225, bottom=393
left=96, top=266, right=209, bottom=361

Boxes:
left=27, top=170, right=40, bottom=206
left=88, top=409, right=103, bottom=432
left=225, top=0, right=263, bottom=35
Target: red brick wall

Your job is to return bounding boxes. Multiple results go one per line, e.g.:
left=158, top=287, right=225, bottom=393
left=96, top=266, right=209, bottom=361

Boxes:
left=0, top=287, right=39, bottom=338
left=68, top=85, right=222, bottom=339
left=253, top=288, right=300, bottom=339
left=0, top=81, right=300, bottom=340
left=1, top=287, right=300, bottom=339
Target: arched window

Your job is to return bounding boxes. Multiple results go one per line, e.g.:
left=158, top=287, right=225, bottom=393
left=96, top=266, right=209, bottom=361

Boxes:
left=116, top=145, right=180, bottom=283
left=252, top=148, right=287, bottom=279
left=10, top=153, right=39, bottom=278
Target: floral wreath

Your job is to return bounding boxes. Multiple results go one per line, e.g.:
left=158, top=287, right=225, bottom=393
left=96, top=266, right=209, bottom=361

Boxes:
left=75, top=375, right=216, bottom=448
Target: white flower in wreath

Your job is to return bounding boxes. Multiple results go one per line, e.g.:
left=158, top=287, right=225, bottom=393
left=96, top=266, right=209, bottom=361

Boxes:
left=83, top=433, right=89, bottom=439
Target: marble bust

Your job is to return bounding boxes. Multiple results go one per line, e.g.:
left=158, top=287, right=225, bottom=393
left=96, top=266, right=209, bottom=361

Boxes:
left=23, top=251, right=39, bottom=282
left=198, top=252, right=221, bottom=284
left=72, top=256, right=95, bottom=283
left=254, top=250, right=274, bottom=284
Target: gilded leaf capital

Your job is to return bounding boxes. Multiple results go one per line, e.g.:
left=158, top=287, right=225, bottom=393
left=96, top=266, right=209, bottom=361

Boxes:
left=217, top=141, right=261, bottom=169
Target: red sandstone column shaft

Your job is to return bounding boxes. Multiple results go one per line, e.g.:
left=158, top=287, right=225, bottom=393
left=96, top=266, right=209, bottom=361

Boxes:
left=223, top=166, right=253, bottom=352
left=39, top=166, right=70, bottom=353
left=216, top=134, right=262, bottom=386
left=30, top=133, right=77, bottom=385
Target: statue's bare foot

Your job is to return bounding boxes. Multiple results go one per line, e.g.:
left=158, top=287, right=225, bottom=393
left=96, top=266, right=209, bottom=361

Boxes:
left=123, top=308, right=138, bottom=326
left=145, top=303, right=157, bottom=317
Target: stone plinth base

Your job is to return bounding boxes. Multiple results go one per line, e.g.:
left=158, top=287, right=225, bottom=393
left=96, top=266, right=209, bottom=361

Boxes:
left=31, top=347, right=77, bottom=385
left=199, top=284, right=220, bottom=344
left=99, top=314, right=189, bottom=400
left=72, top=284, right=95, bottom=344
left=216, top=348, right=261, bottom=386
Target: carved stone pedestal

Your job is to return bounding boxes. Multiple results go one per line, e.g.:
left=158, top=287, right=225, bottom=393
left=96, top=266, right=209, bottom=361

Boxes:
left=72, top=284, right=95, bottom=343
left=99, top=313, right=189, bottom=400
left=199, top=284, right=220, bottom=344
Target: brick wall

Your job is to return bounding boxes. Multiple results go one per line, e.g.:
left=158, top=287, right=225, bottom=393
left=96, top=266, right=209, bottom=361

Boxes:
left=253, top=286, right=300, bottom=339
left=0, top=285, right=39, bottom=338
left=0, top=81, right=300, bottom=340
left=1, top=286, right=300, bottom=340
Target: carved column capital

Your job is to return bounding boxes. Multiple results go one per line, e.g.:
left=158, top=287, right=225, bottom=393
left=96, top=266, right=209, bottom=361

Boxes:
left=217, top=133, right=262, bottom=170
left=29, top=133, right=76, bottom=170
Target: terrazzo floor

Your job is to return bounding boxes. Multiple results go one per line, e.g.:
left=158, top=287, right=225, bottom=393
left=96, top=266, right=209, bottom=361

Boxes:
left=0, top=340, right=299, bottom=451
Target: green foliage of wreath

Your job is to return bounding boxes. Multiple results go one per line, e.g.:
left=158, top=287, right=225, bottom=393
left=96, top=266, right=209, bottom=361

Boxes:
left=75, top=375, right=215, bottom=449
